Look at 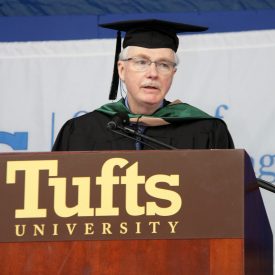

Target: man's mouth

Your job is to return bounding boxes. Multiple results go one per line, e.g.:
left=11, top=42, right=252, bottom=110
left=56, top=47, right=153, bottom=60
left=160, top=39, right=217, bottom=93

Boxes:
left=143, top=85, right=158, bottom=89
left=141, top=82, right=160, bottom=91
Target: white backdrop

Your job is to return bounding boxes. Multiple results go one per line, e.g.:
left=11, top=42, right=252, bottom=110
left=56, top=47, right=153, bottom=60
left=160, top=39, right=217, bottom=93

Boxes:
left=0, top=30, right=274, bottom=267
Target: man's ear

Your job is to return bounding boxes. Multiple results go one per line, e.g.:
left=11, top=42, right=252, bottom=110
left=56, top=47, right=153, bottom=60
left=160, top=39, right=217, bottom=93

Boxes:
left=117, top=61, right=125, bottom=82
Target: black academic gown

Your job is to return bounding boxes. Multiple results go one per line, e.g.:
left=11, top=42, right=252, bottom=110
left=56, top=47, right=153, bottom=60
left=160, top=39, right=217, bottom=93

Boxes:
left=52, top=110, right=234, bottom=151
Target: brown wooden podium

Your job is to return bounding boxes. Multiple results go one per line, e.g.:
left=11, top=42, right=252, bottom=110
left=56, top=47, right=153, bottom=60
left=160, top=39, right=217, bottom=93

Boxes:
left=0, top=150, right=273, bottom=274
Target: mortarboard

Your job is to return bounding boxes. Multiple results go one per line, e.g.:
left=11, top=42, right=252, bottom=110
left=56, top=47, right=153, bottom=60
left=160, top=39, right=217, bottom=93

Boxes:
left=99, top=19, right=208, bottom=100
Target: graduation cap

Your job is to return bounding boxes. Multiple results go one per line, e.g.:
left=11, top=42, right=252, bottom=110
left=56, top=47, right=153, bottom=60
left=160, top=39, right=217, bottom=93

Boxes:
left=99, top=19, right=208, bottom=100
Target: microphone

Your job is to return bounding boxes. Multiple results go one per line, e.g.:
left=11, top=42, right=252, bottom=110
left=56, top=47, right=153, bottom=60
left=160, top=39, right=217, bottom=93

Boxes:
left=107, top=112, right=129, bottom=130
left=107, top=112, right=177, bottom=150
left=107, top=113, right=157, bottom=149
left=106, top=120, right=117, bottom=130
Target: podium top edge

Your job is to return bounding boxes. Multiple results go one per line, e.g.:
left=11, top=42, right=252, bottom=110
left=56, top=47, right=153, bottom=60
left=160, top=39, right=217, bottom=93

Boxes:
left=0, top=149, right=247, bottom=157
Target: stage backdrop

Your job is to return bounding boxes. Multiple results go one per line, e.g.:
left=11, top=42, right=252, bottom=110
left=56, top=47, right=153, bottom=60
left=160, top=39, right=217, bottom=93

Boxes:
left=0, top=30, right=274, bottom=267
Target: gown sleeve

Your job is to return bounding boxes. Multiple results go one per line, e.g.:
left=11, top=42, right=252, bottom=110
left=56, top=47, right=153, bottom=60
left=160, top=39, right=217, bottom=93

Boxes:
left=52, top=119, right=74, bottom=151
left=211, top=119, right=234, bottom=149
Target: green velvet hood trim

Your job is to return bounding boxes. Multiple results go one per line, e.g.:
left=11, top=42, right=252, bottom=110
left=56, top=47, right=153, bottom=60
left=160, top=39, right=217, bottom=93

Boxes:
left=97, top=98, right=213, bottom=123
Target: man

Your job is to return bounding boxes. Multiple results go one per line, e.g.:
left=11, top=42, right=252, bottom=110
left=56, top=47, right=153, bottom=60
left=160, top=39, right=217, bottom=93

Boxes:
left=52, top=19, right=234, bottom=151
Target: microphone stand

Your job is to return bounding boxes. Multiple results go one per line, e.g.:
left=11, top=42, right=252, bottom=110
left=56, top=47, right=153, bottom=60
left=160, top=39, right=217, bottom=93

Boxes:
left=107, top=120, right=177, bottom=150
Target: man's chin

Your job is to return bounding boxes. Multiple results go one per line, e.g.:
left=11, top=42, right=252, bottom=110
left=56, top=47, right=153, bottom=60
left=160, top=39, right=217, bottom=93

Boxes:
left=140, top=97, right=163, bottom=107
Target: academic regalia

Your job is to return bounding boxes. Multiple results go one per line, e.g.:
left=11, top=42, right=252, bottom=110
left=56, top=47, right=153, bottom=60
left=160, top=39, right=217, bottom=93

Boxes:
left=52, top=102, right=234, bottom=151
left=99, top=18, right=208, bottom=100
left=53, top=19, right=234, bottom=151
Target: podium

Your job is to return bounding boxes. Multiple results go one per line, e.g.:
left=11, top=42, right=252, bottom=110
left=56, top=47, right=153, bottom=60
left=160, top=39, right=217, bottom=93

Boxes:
left=0, top=150, right=273, bottom=274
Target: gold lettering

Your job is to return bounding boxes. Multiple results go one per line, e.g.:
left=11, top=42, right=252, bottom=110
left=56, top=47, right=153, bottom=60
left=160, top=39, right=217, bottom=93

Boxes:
left=52, top=223, right=58, bottom=236
left=102, top=223, right=112, bottom=234
left=136, top=222, right=141, bottom=234
left=121, top=162, right=145, bottom=216
left=168, top=221, right=179, bottom=233
left=96, top=158, right=128, bottom=216
left=146, top=175, right=182, bottom=216
left=6, top=160, right=58, bottom=218
left=66, top=223, right=77, bottom=235
left=33, top=224, right=45, bottom=236
left=85, top=223, right=94, bottom=235
left=15, top=224, right=26, bottom=237
left=49, top=177, right=94, bottom=217
left=149, top=221, right=160, bottom=234
left=120, top=222, right=128, bottom=234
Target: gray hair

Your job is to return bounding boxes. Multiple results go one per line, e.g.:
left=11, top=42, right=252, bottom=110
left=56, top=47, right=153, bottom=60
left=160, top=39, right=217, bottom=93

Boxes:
left=119, top=46, right=179, bottom=65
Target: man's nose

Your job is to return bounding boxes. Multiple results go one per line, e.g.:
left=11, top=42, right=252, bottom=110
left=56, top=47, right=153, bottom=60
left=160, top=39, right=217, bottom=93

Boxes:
left=146, top=62, right=158, bottom=77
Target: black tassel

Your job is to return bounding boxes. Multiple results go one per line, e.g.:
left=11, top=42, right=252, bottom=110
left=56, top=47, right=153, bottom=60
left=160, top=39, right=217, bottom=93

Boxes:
left=109, top=31, right=121, bottom=100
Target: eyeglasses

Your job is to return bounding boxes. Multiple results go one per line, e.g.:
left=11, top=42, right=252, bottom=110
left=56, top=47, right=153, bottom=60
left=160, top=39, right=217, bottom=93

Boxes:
left=122, top=57, right=177, bottom=74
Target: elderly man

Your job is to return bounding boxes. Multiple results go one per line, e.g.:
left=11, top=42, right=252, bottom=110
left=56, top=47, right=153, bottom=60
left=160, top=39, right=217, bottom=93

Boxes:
left=53, top=19, right=234, bottom=151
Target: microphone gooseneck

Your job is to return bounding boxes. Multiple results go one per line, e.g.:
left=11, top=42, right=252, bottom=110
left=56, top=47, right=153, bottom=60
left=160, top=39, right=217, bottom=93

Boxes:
left=107, top=112, right=177, bottom=150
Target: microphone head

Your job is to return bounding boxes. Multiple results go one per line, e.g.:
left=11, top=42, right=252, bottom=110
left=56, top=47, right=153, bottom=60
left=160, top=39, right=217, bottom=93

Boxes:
left=107, top=112, right=129, bottom=130
left=107, top=120, right=117, bottom=130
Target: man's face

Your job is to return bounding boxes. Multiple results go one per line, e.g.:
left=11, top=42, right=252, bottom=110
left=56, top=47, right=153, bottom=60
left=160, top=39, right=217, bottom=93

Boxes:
left=118, top=46, right=177, bottom=114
